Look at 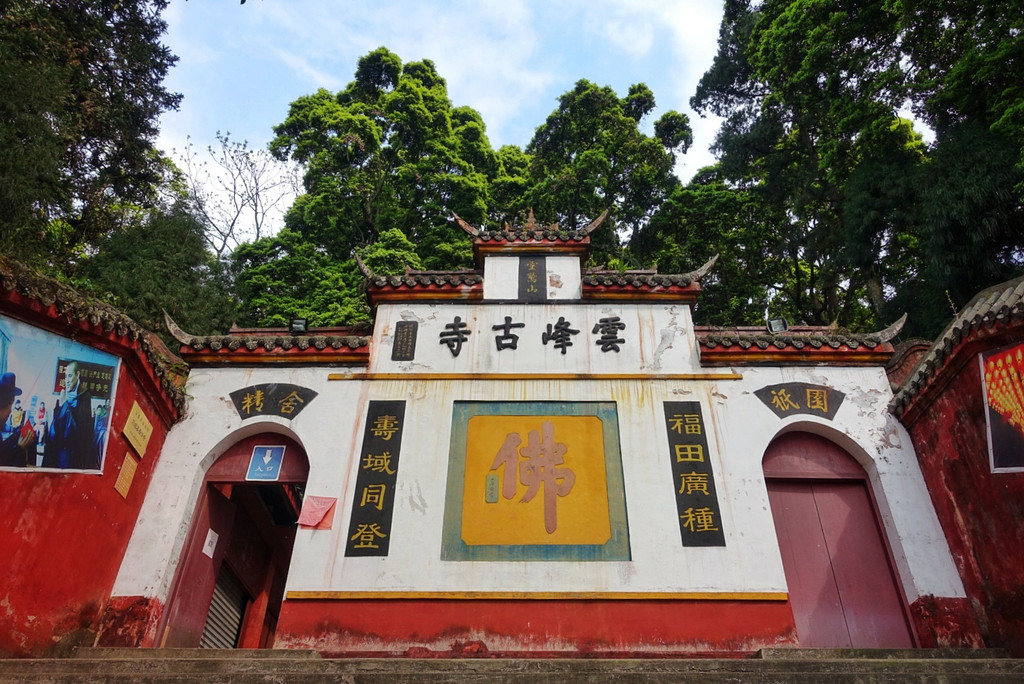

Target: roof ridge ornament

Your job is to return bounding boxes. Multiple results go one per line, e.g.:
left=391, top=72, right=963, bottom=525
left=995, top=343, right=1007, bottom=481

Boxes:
left=451, top=212, right=480, bottom=237
left=873, top=313, right=907, bottom=343
left=354, top=252, right=375, bottom=278
left=525, top=207, right=538, bottom=231
left=685, top=254, right=719, bottom=282
left=163, top=310, right=197, bottom=346
left=581, top=209, right=609, bottom=236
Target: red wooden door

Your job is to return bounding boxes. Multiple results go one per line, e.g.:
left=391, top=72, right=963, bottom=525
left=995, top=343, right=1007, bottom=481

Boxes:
left=159, top=434, right=309, bottom=648
left=159, top=485, right=238, bottom=647
left=764, top=433, right=914, bottom=648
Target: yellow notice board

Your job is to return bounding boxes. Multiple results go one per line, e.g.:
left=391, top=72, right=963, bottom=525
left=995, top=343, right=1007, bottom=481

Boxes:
left=442, top=402, right=629, bottom=561
left=122, top=401, right=153, bottom=457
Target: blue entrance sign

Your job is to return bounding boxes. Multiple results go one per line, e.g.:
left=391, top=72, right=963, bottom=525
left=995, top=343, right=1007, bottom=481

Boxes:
left=246, top=445, right=285, bottom=481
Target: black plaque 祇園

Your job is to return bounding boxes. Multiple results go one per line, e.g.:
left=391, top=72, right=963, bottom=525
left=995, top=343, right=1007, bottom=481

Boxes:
left=754, top=382, right=846, bottom=420
left=518, top=256, right=546, bottom=302
left=663, top=402, right=726, bottom=547
left=345, top=400, right=406, bottom=557
left=391, top=320, right=418, bottom=361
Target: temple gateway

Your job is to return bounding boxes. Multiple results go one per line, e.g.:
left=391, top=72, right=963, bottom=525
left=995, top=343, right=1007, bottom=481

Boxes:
left=2, top=214, right=1022, bottom=657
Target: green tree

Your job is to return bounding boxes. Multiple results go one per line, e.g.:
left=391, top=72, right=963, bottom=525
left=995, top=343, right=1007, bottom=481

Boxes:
left=0, top=0, right=180, bottom=268
left=270, top=47, right=494, bottom=271
left=692, top=0, right=1024, bottom=335
left=692, top=1, right=928, bottom=331
left=891, top=1, right=1024, bottom=323
left=358, top=228, right=423, bottom=275
left=231, top=229, right=369, bottom=328
left=77, top=204, right=237, bottom=346
left=633, top=166, right=787, bottom=326
left=525, top=80, right=691, bottom=262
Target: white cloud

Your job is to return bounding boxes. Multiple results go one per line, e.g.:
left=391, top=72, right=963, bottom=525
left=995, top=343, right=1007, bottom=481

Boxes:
left=271, top=48, right=345, bottom=92
left=157, top=0, right=728, bottom=212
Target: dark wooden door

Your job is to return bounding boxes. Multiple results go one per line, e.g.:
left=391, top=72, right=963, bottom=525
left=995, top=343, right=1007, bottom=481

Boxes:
left=765, top=433, right=914, bottom=648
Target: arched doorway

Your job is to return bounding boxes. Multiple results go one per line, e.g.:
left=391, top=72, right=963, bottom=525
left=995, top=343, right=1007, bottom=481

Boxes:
left=763, top=432, right=915, bottom=648
left=158, top=432, right=308, bottom=648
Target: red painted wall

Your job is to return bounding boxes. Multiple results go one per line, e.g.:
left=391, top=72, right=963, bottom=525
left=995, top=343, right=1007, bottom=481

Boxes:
left=274, top=598, right=797, bottom=656
left=901, top=327, right=1024, bottom=654
left=0, top=357, right=172, bottom=657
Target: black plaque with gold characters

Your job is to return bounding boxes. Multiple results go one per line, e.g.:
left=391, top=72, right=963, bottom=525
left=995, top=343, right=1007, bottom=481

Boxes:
left=345, top=400, right=406, bottom=557
left=229, top=384, right=318, bottom=419
left=754, top=382, right=845, bottom=420
left=391, top=320, right=418, bottom=361
left=663, top=401, right=726, bottom=547
left=518, top=256, right=546, bottom=302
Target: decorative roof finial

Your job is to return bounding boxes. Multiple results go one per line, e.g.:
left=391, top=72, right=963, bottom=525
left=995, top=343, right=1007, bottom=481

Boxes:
left=874, top=313, right=907, bottom=343
left=451, top=212, right=480, bottom=237
left=354, top=252, right=374, bottom=278
left=581, top=209, right=610, bottom=236
left=525, top=208, right=538, bottom=231
left=163, top=310, right=197, bottom=346
left=685, top=254, right=719, bottom=282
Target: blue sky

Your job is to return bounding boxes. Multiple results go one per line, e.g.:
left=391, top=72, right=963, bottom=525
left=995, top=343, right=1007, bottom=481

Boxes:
left=158, top=0, right=726, bottom=211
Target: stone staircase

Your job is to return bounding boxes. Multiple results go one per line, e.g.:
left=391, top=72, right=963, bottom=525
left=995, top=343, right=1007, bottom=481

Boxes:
left=0, top=647, right=1020, bottom=682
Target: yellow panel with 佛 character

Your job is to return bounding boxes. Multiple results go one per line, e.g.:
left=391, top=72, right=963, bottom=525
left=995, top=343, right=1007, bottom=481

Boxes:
left=461, top=415, right=611, bottom=546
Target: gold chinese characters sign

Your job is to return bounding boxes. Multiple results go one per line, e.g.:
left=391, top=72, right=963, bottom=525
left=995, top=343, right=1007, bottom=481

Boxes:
left=754, top=382, right=845, bottom=420
left=229, top=383, right=318, bottom=419
left=122, top=401, right=153, bottom=457
left=442, top=402, right=630, bottom=561
left=663, top=402, right=726, bottom=547
left=345, top=400, right=406, bottom=556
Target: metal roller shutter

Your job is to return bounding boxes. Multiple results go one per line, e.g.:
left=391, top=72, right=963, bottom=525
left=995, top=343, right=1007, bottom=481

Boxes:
left=200, top=566, right=248, bottom=649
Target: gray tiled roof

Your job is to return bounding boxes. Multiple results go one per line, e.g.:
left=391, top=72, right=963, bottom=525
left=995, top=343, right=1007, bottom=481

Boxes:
left=368, top=273, right=484, bottom=287
left=476, top=229, right=591, bottom=242
left=165, top=315, right=370, bottom=353
left=178, top=334, right=370, bottom=352
left=583, top=273, right=696, bottom=288
left=891, top=274, right=1024, bottom=415
left=698, top=330, right=886, bottom=351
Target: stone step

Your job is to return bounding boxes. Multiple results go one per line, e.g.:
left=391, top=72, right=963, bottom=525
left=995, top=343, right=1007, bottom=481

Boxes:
left=2, top=674, right=1024, bottom=684
left=757, top=647, right=1012, bottom=660
left=72, top=647, right=323, bottom=660
left=0, top=651, right=1022, bottom=683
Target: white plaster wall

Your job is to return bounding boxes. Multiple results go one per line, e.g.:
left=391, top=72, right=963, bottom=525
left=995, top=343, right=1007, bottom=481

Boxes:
left=111, top=366, right=365, bottom=598
left=370, top=302, right=699, bottom=375
left=699, top=366, right=965, bottom=602
left=483, top=256, right=582, bottom=300
left=288, top=376, right=787, bottom=594
left=113, top=301, right=965, bottom=604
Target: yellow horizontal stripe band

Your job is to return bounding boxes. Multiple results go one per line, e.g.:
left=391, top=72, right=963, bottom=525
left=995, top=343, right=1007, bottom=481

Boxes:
left=327, top=372, right=743, bottom=381
left=285, top=590, right=788, bottom=601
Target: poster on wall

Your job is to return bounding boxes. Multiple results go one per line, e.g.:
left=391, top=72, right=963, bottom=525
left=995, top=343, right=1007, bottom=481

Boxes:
left=442, top=401, right=630, bottom=561
left=980, top=341, right=1024, bottom=471
left=0, top=314, right=119, bottom=473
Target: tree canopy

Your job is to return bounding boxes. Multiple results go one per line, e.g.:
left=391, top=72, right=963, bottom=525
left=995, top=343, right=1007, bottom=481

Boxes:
left=269, top=47, right=491, bottom=271
left=686, top=0, right=1023, bottom=334
left=237, top=47, right=692, bottom=327
left=3, top=5, right=1022, bottom=340
left=0, top=0, right=180, bottom=268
